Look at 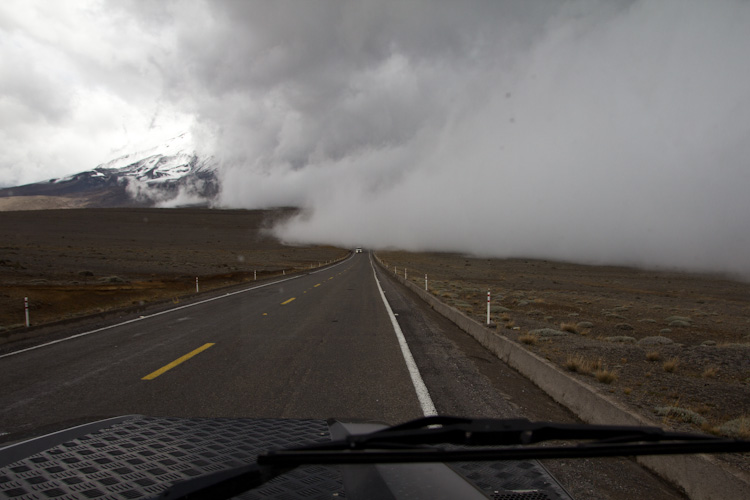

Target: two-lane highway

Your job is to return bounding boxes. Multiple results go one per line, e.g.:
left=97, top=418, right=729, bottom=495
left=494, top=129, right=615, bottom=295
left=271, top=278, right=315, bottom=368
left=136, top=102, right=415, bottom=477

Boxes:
left=0, top=253, right=424, bottom=442
left=0, top=252, right=686, bottom=499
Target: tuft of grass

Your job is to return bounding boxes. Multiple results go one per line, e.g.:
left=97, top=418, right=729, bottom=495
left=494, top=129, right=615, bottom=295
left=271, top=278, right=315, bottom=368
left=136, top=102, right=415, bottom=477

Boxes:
left=560, top=322, right=579, bottom=334
left=623, top=387, right=632, bottom=395
left=646, top=351, right=661, bottom=362
left=702, top=366, right=719, bottom=378
left=505, top=320, right=516, bottom=330
left=595, top=369, right=618, bottom=384
left=565, top=355, right=602, bottom=375
left=519, top=333, right=538, bottom=345
left=663, top=357, right=680, bottom=373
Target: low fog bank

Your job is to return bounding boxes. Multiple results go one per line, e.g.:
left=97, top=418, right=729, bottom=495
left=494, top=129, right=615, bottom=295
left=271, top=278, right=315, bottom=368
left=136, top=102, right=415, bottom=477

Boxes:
left=208, top=1, right=750, bottom=277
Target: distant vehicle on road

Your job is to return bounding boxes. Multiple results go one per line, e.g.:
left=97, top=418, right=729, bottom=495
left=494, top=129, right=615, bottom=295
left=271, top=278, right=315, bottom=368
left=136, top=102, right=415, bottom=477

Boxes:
left=355, top=247, right=363, bottom=253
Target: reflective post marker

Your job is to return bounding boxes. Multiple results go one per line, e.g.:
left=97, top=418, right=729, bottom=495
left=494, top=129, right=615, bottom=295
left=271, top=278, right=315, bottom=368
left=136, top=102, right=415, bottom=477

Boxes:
left=254, top=270, right=257, bottom=280
left=196, top=277, right=199, bottom=293
left=487, top=290, right=491, bottom=325
left=425, top=274, right=428, bottom=291
left=24, top=297, right=30, bottom=327
left=405, top=268, right=407, bottom=280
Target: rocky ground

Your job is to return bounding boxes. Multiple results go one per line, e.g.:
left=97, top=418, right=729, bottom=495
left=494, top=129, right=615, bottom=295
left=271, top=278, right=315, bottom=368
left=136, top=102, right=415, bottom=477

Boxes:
left=0, top=208, right=347, bottom=336
left=378, top=251, right=750, bottom=472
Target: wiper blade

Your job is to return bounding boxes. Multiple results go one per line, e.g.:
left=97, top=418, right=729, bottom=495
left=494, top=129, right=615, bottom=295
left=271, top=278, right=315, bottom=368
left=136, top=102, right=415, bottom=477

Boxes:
left=259, top=416, right=750, bottom=466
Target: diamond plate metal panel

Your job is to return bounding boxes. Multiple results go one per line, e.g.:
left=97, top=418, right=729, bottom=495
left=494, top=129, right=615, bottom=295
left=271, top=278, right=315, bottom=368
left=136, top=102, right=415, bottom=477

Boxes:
left=1, top=417, right=574, bottom=500
left=0, top=417, right=344, bottom=499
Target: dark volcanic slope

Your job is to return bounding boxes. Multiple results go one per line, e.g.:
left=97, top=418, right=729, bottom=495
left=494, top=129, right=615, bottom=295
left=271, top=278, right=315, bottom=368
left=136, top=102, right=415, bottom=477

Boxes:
left=0, top=173, right=134, bottom=207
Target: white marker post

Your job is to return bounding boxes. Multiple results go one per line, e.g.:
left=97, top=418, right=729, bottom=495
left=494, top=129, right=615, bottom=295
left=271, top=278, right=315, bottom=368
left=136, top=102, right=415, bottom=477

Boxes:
left=283, top=269, right=285, bottom=275
left=24, top=297, right=30, bottom=327
left=487, top=290, right=491, bottom=326
left=425, top=274, right=428, bottom=291
left=405, top=268, right=407, bottom=280
left=196, top=277, right=199, bottom=293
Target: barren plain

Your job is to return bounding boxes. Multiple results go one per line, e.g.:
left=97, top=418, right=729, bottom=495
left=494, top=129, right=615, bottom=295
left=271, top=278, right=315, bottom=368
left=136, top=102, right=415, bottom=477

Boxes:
left=0, top=208, right=347, bottom=340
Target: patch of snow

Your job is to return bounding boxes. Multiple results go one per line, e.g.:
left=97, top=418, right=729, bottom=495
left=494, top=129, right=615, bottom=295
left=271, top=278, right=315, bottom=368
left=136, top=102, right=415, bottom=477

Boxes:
left=96, top=132, right=197, bottom=172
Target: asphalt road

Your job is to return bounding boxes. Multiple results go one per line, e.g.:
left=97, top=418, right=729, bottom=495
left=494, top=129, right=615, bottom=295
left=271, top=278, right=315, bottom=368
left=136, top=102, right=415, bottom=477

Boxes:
left=0, top=252, right=685, bottom=499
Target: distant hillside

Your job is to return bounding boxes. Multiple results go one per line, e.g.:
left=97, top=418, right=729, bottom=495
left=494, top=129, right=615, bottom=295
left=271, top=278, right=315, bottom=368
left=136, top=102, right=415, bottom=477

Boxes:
left=0, top=134, right=219, bottom=210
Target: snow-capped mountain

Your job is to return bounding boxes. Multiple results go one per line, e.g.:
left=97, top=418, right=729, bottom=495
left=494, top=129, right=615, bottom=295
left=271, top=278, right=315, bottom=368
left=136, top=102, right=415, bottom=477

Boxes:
left=0, top=134, right=219, bottom=209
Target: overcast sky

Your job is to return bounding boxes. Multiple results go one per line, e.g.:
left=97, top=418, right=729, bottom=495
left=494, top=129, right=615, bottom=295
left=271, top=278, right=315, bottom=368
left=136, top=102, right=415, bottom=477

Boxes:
left=2, top=0, right=749, bottom=276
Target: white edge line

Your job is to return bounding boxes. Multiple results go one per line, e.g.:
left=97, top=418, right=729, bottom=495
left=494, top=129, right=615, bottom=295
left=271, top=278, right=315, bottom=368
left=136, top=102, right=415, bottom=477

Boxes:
left=369, top=254, right=437, bottom=417
left=1, top=256, right=355, bottom=361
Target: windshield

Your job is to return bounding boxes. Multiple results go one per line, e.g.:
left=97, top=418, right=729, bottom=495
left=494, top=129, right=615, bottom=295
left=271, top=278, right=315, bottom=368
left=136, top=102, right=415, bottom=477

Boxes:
left=1, top=2, right=749, bottom=500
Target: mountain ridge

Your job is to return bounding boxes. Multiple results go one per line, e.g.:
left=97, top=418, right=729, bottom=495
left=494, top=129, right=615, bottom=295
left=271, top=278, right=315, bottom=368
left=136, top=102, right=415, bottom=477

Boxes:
left=0, top=133, right=219, bottom=210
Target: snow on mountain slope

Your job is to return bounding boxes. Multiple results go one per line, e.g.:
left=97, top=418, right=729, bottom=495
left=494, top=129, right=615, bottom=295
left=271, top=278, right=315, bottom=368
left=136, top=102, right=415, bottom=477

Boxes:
left=3, top=133, right=220, bottom=209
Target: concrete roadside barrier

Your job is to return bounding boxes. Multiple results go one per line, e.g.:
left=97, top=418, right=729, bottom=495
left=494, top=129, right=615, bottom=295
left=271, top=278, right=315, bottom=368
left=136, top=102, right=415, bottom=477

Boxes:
left=374, top=255, right=750, bottom=500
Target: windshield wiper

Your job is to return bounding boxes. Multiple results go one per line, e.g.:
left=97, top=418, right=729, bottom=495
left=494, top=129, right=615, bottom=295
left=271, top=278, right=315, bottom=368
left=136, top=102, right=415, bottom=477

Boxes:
left=153, top=416, right=750, bottom=500
left=262, top=415, right=750, bottom=465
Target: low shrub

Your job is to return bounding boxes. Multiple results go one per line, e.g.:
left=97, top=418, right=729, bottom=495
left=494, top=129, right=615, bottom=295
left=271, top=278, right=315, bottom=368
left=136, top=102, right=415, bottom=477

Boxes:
left=655, top=406, right=707, bottom=426
left=663, top=357, right=680, bottom=373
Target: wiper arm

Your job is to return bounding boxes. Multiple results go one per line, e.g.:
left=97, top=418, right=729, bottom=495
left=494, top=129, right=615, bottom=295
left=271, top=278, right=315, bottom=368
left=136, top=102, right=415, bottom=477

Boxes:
left=260, top=416, right=750, bottom=466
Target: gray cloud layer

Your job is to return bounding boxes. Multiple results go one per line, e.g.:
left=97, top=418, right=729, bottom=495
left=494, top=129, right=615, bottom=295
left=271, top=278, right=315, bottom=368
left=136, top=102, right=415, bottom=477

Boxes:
left=3, top=1, right=749, bottom=276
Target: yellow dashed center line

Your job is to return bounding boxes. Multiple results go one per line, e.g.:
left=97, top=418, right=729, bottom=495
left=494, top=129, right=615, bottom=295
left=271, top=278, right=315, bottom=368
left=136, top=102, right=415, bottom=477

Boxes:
left=142, top=343, right=215, bottom=380
left=281, top=297, right=296, bottom=305
left=314, top=284, right=321, bottom=287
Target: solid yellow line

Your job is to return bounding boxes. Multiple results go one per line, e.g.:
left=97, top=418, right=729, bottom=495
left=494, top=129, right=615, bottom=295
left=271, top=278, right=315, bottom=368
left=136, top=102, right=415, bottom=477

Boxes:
left=142, top=343, right=215, bottom=380
left=314, top=284, right=321, bottom=287
left=281, top=297, right=296, bottom=305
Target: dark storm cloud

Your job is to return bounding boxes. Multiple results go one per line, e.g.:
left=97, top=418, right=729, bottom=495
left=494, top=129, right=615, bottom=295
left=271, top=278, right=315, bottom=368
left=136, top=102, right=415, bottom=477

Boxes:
left=178, top=0, right=748, bottom=277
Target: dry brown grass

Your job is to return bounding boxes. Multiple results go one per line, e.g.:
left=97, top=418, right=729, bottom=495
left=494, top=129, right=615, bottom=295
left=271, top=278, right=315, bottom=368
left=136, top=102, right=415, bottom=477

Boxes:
left=560, top=322, right=579, bottom=334
left=702, top=366, right=719, bottom=378
left=646, top=351, right=661, bottom=362
left=565, top=355, right=602, bottom=375
left=519, top=332, right=538, bottom=345
left=595, top=369, right=618, bottom=384
left=663, top=357, right=680, bottom=373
